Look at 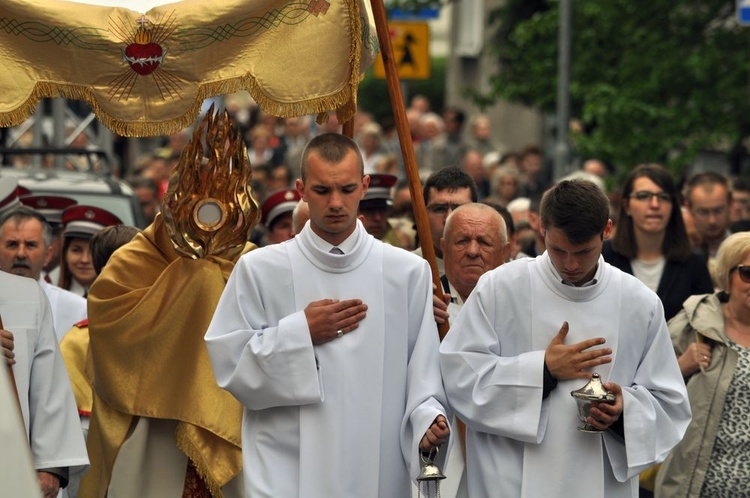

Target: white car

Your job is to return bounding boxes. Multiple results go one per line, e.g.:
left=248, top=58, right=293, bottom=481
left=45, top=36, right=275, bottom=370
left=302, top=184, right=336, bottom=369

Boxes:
left=0, top=147, right=147, bottom=228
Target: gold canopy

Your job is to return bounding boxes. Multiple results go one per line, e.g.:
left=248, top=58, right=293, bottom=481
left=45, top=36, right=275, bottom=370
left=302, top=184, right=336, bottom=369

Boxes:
left=0, top=0, right=378, bottom=136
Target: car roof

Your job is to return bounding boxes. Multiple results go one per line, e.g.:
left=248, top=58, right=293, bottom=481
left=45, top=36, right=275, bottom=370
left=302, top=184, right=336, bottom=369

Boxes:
left=0, top=168, right=147, bottom=228
left=2, top=167, right=129, bottom=193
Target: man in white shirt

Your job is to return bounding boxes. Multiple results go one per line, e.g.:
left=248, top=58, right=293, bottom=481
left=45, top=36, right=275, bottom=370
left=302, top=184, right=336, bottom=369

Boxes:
left=440, top=180, right=691, bottom=498
left=0, top=206, right=87, bottom=340
left=439, top=203, right=510, bottom=310
left=206, top=133, right=450, bottom=498
left=434, top=202, right=511, bottom=326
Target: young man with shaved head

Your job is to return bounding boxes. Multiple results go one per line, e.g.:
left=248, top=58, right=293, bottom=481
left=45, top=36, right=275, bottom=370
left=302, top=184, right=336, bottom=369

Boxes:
left=207, top=133, right=450, bottom=498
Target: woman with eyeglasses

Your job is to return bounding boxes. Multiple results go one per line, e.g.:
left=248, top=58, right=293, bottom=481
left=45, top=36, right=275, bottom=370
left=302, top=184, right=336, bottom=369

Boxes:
left=655, top=231, right=750, bottom=497
left=602, top=164, right=713, bottom=321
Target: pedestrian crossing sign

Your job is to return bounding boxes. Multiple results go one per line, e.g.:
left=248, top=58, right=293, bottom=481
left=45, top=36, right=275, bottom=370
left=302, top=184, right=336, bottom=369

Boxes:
left=373, top=22, right=430, bottom=80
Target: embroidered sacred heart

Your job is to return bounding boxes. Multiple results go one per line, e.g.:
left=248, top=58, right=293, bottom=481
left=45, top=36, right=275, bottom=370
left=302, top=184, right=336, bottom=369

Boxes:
left=123, top=43, right=165, bottom=75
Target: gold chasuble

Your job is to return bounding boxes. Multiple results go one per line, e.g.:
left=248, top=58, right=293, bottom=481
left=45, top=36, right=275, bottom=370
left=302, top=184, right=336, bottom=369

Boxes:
left=82, top=109, right=260, bottom=497
left=85, top=217, right=252, bottom=496
left=60, top=320, right=94, bottom=416
left=0, top=0, right=376, bottom=136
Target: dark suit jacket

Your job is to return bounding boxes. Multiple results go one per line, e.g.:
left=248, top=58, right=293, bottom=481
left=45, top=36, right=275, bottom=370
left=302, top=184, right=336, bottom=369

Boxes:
left=602, top=240, right=714, bottom=321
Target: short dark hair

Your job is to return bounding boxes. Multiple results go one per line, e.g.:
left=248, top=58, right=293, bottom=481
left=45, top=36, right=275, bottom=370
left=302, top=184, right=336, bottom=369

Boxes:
left=423, top=166, right=478, bottom=204
left=0, top=205, right=52, bottom=248
left=90, top=225, right=141, bottom=275
left=540, top=180, right=610, bottom=244
left=684, top=171, right=731, bottom=206
left=612, top=164, right=691, bottom=261
left=300, top=133, right=363, bottom=182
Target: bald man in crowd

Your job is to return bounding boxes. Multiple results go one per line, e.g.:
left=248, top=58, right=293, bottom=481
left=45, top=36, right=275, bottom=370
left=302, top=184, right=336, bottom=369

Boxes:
left=440, top=203, right=510, bottom=311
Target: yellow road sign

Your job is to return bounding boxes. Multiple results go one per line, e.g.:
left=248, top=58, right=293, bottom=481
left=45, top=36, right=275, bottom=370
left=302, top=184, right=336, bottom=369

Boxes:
left=374, top=21, right=430, bottom=80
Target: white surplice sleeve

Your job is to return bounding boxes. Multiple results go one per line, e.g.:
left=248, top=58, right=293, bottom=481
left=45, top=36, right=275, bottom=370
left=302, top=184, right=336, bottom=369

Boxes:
left=399, top=257, right=451, bottom=479
left=603, top=290, right=691, bottom=481
left=439, top=271, right=547, bottom=444
left=25, top=282, right=89, bottom=472
left=205, top=254, right=322, bottom=410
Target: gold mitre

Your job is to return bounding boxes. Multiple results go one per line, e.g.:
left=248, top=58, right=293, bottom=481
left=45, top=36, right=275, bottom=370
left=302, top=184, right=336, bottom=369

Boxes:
left=162, top=105, right=260, bottom=261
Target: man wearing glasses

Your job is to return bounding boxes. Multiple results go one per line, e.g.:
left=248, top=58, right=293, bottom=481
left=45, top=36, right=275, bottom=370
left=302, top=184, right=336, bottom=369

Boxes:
left=414, top=166, right=477, bottom=276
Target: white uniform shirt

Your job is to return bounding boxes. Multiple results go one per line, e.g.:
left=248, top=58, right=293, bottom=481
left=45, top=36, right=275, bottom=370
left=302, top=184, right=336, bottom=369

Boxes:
left=39, top=279, right=87, bottom=341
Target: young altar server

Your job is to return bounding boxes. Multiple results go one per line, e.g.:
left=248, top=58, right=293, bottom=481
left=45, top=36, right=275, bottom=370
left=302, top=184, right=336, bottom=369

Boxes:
left=439, top=179, right=691, bottom=498
left=206, top=133, right=450, bottom=498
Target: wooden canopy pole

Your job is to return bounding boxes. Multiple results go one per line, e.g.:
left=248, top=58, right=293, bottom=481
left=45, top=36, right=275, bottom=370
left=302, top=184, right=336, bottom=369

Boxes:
left=342, top=119, right=355, bottom=139
left=369, top=0, right=449, bottom=340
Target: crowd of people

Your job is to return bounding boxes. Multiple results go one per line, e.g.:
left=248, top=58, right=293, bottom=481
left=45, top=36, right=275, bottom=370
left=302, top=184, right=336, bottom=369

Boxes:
left=0, top=95, right=749, bottom=498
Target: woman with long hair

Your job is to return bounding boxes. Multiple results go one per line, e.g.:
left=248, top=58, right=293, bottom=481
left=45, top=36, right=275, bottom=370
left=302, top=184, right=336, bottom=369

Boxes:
left=58, top=205, right=122, bottom=297
left=603, top=164, right=713, bottom=321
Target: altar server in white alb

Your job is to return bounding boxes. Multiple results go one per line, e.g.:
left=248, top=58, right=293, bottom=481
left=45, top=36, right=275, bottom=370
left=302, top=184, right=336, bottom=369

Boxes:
left=439, top=179, right=691, bottom=498
left=0, top=270, right=89, bottom=497
left=206, top=133, right=450, bottom=498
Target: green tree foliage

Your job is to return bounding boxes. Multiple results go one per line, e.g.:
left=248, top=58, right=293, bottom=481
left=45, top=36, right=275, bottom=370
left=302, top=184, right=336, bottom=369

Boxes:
left=479, top=0, right=750, bottom=174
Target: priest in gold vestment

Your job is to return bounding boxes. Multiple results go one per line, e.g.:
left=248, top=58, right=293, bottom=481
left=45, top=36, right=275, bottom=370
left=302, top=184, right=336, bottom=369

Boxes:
left=81, top=109, right=259, bottom=497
